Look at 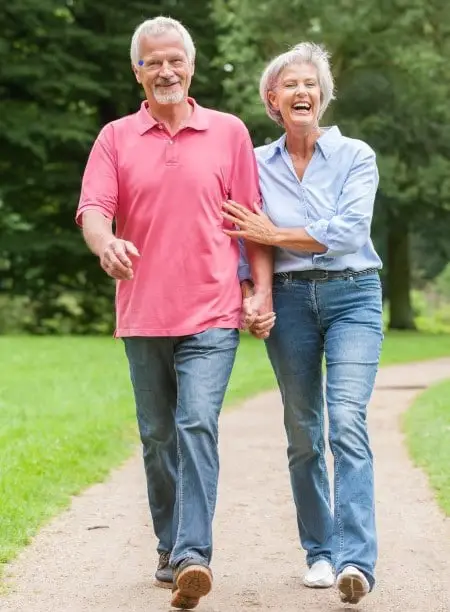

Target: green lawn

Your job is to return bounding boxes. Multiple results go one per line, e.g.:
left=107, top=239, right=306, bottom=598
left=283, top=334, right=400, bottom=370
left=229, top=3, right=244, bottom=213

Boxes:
left=1, top=331, right=450, bottom=575
left=404, top=378, right=450, bottom=516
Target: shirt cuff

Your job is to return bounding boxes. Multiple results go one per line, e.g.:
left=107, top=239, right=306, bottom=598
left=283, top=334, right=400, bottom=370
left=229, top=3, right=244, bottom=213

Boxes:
left=304, top=219, right=329, bottom=247
left=238, top=264, right=251, bottom=282
left=304, top=219, right=335, bottom=261
left=75, top=204, right=114, bottom=227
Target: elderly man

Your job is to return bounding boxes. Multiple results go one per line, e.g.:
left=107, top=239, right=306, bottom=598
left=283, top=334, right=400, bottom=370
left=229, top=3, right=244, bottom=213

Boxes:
left=76, top=15, right=273, bottom=611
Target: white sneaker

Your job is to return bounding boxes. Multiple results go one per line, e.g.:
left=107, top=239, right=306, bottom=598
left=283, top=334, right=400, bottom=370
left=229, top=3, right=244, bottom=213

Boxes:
left=303, top=560, right=334, bottom=588
left=336, top=566, right=370, bottom=604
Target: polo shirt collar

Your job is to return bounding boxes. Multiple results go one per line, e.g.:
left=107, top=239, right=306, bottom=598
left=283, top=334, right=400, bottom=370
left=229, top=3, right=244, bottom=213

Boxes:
left=136, top=97, right=209, bottom=135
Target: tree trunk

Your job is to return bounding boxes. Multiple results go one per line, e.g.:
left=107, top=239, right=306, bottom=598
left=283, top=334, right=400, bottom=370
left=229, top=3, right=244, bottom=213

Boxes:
left=387, top=218, right=416, bottom=330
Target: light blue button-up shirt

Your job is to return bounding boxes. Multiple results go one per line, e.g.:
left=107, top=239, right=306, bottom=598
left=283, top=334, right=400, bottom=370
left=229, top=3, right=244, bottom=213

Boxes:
left=238, top=126, right=382, bottom=280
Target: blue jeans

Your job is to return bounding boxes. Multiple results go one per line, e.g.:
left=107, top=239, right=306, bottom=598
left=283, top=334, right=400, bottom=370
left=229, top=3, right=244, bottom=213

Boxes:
left=123, top=328, right=239, bottom=567
left=265, top=273, right=383, bottom=589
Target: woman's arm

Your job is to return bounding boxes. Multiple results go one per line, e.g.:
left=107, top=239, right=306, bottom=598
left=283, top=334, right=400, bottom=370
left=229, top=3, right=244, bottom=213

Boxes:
left=223, top=145, right=378, bottom=257
left=222, top=202, right=326, bottom=252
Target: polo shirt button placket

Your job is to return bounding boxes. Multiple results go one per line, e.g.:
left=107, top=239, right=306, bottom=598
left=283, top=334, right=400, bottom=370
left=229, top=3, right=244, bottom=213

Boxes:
left=165, top=137, right=178, bottom=166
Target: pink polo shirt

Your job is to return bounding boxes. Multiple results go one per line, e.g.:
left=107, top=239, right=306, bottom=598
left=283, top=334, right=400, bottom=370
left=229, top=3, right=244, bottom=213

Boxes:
left=76, top=99, right=259, bottom=337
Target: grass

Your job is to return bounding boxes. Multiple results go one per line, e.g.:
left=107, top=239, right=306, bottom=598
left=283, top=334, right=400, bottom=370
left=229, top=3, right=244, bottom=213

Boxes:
left=404, top=378, right=450, bottom=516
left=1, top=331, right=450, bottom=576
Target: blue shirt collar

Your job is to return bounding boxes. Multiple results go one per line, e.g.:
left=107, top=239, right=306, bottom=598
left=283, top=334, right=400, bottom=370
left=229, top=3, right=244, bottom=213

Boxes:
left=263, top=126, right=342, bottom=162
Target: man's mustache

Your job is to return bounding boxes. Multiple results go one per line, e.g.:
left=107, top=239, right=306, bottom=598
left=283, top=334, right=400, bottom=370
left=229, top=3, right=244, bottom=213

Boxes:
left=155, top=79, right=179, bottom=87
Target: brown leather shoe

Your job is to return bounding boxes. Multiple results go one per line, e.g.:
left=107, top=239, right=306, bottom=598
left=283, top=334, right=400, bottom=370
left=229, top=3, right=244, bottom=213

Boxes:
left=170, top=560, right=213, bottom=610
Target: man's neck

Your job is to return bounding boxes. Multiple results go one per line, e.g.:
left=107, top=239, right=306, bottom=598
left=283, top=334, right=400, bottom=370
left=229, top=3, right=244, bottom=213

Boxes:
left=146, top=98, right=192, bottom=136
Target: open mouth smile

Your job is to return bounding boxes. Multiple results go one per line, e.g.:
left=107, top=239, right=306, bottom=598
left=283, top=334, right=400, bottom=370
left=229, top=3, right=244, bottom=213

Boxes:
left=292, top=101, right=312, bottom=112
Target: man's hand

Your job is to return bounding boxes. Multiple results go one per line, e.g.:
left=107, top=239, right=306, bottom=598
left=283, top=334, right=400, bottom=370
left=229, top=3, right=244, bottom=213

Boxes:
left=242, top=288, right=275, bottom=340
left=100, top=238, right=140, bottom=280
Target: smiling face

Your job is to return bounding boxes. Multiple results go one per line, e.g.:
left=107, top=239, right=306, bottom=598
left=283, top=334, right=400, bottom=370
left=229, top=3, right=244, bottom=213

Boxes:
left=133, top=31, right=194, bottom=106
left=268, top=62, right=321, bottom=130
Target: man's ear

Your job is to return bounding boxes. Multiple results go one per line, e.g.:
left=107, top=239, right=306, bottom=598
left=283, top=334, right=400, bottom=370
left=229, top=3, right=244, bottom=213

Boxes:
left=132, top=63, right=141, bottom=84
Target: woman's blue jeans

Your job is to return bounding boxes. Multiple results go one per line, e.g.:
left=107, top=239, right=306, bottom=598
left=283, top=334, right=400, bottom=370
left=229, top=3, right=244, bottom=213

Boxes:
left=265, top=272, right=383, bottom=589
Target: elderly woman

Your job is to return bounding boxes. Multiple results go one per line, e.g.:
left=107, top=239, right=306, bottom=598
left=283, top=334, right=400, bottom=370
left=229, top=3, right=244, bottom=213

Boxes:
left=223, top=43, right=383, bottom=605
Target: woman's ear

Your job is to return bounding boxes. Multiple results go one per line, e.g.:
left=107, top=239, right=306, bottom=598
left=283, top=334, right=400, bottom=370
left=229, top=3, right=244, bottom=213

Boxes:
left=267, top=90, right=278, bottom=111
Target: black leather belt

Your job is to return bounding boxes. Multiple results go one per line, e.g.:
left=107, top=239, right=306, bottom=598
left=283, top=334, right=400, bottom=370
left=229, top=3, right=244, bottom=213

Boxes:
left=274, top=268, right=379, bottom=282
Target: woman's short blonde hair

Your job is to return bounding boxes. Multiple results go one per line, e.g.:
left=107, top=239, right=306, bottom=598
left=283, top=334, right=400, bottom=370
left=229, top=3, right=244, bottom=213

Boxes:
left=259, top=42, right=335, bottom=125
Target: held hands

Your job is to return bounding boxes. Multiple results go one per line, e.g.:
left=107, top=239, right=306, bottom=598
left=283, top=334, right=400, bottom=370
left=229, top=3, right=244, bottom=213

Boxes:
left=222, top=200, right=278, bottom=246
left=100, top=238, right=140, bottom=280
left=242, top=286, right=276, bottom=340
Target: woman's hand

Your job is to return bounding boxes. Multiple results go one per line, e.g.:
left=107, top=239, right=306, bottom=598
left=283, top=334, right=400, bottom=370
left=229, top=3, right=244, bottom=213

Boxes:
left=222, top=200, right=278, bottom=246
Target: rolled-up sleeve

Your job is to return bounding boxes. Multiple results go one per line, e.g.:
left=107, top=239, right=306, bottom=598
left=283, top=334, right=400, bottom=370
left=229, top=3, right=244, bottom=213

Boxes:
left=75, top=124, right=118, bottom=226
left=305, top=147, right=379, bottom=258
left=229, top=126, right=261, bottom=282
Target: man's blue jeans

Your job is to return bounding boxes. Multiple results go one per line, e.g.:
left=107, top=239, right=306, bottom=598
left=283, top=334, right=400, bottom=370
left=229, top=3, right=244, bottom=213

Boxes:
left=123, top=328, right=239, bottom=568
left=265, top=273, right=383, bottom=589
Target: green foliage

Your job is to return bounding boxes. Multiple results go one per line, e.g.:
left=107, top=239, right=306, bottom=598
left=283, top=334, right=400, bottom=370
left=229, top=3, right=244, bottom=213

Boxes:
left=404, top=378, right=450, bottom=516
left=434, top=263, right=450, bottom=300
left=412, top=265, right=450, bottom=333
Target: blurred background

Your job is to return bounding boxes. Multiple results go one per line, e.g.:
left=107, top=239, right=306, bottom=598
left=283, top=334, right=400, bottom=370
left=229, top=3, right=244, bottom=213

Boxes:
left=1, top=0, right=450, bottom=336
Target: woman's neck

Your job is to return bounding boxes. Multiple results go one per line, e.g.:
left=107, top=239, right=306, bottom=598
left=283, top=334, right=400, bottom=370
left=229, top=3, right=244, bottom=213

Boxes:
left=285, top=126, right=321, bottom=158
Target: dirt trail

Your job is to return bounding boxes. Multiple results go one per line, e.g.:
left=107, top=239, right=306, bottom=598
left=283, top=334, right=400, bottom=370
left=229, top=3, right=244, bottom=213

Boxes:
left=2, top=359, right=450, bottom=611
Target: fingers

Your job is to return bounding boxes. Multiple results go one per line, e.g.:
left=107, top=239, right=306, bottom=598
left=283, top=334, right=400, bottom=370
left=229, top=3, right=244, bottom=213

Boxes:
left=250, top=328, right=270, bottom=340
left=101, top=254, right=133, bottom=280
left=223, top=229, right=247, bottom=239
left=101, top=239, right=139, bottom=280
left=250, top=312, right=276, bottom=334
left=222, top=211, right=244, bottom=226
left=125, top=241, right=140, bottom=257
left=223, top=200, right=250, bottom=219
left=244, top=312, right=258, bottom=327
left=243, top=297, right=258, bottom=327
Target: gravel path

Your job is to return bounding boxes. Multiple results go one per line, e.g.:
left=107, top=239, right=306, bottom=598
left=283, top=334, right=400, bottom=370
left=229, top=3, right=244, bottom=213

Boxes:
left=2, top=359, right=450, bottom=611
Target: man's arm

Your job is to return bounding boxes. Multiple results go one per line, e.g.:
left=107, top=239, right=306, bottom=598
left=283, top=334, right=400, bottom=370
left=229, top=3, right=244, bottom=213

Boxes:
left=230, top=127, right=274, bottom=294
left=230, top=125, right=274, bottom=336
left=76, top=125, right=139, bottom=280
left=81, top=211, right=139, bottom=280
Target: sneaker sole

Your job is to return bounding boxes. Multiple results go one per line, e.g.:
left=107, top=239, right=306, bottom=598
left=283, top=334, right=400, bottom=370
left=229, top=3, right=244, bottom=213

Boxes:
left=337, top=574, right=368, bottom=604
left=171, top=565, right=212, bottom=610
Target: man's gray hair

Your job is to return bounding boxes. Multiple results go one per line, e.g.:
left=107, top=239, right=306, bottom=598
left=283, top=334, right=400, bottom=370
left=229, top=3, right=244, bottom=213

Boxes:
left=130, top=16, right=196, bottom=67
left=259, top=42, right=335, bottom=126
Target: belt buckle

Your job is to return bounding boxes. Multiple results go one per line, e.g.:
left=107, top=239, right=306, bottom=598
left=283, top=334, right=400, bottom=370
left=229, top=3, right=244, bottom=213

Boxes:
left=317, top=270, right=328, bottom=281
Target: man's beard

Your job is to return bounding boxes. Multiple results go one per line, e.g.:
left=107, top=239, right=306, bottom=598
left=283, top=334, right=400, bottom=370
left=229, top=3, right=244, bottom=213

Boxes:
left=153, top=86, right=185, bottom=105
